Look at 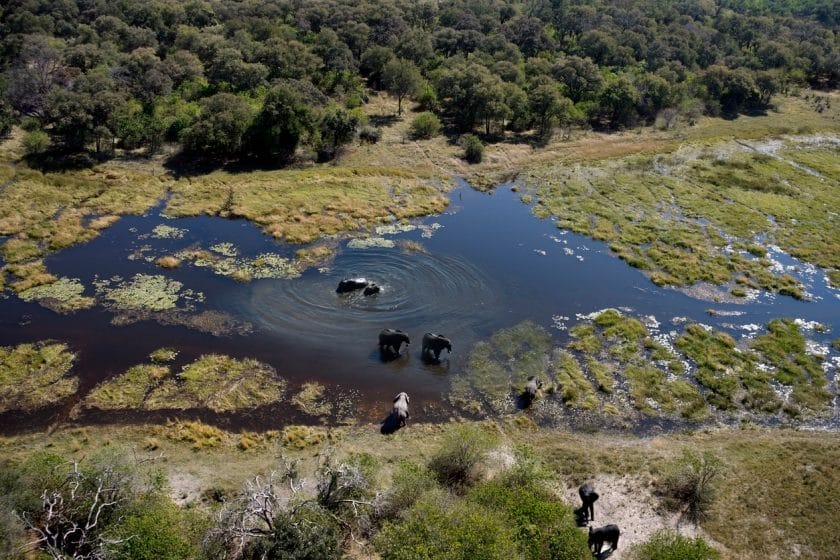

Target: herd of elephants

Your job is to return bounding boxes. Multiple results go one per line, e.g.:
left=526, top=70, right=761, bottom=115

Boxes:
left=341, top=278, right=621, bottom=556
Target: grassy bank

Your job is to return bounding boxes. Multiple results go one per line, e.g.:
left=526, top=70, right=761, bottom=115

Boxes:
left=1, top=421, right=837, bottom=559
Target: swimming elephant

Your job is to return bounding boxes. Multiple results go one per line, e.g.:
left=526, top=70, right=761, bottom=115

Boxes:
left=391, top=392, right=410, bottom=426
left=336, top=278, right=369, bottom=293
left=421, top=333, right=452, bottom=361
left=363, top=283, right=380, bottom=295
left=379, top=328, right=410, bottom=355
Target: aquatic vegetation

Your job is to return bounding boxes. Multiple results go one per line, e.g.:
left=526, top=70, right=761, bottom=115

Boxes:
left=95, top=273, right=199, bottom=311
left=18, top=276, right=94, bottom=313
left=281, top=425, right=328, bottom=449
left=151, top=224, right=187, bottom=239
left=751, top=319, right=830, bottom=414
left=150, top=347, right=178, bottom=363
left=347, top=236, right=395, bottom=249
left=145, top=354, right=285, bottom=412
left=209, top=242, right=237, bottom=257
left=111, top=309, right=252, bottom=337
left=551, top=350, right=597, bottom=409
left=292, top=382, right=331, bottom=416
left=526, top=138, right=840, bottom=296
left=1, top=237, right=41, bottom=263
left=0, top=342, right=78, bottom=412
left=155, top=255, right=182, bottom=269
left=178, top=247, right=300, bottom=280
left=5, top=260, right=56, bottom=292
left=295, top=244, right=336, bottom=268
left=585, top=357, right=614, bottom=393
left=85, top=364, right=170, bottom=410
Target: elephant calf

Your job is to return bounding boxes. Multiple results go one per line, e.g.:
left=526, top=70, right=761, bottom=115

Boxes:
left=336, top=278, right=368, bottom=293
left=391, top=392, right=410, bottom=426
left=588, top=524, right=619, bottom=554
left=524, top=375, right=542, bottom=405
left=421, top=333, right=452, bottom=361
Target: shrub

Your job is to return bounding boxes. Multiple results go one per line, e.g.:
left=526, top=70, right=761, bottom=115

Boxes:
left=375, top=492, right=520, bottom=560
left=629, top=530, right=720, bottom=560
left=428, top=424, right=498, bottom=490
left=459, top=133, right=483, bottom=163
left=548, top=524, right=592, bottom=560
left=359, top=125, right=382, bottom=144
left=243, top=505, right=342, bottom=560
left=374, top=460, right=438, bottom=520
left=22, top=130, right=50, bottom=156
left=108, top=496, right=202, bottom=560
left=410, top=111, right=442, bottom=139
left=658, top=451, right=725, bottom=523
left=416, top=83, right=439, bottom=111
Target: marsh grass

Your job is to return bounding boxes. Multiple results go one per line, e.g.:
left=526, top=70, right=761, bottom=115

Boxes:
left=146, top=354, right=285, bottom=412
left=281, top=425, right=328, bottom=449
left=149, top=347, right=178, bottom=363
left=0, top=342, right=78, bottom=412
left=158, top=419, right=225, bottom=450
left=292, top=382, right=331, bottom=417
left=95, top=273, right=192, bottom=311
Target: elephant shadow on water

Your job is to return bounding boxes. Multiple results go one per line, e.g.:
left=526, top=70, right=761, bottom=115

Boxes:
left=371, top=348, right=409, bottom=364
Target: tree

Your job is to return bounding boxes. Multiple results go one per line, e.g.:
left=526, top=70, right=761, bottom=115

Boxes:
left=382, top=58, right=422, bottom=116
left=594, top=75, right=640, bottom=129
left=180, top=93, right=254, bottom=156
left=247, top=82, right=318, bottom=161
left=6, top=34, right=69, bottom=118
left=317, top=105, right=359, bottom=161
left=0, top=97, right=14, bottom=138
left=360, top=46, right=395, bottom=90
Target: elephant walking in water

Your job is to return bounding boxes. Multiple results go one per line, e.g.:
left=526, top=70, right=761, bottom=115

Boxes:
left=421, top=333, right=452, bottom=362
left=379, top=328, right=410, bottom=356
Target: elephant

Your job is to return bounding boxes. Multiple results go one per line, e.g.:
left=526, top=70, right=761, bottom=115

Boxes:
left=379, top=328, right=410, bottom=356
left=588, top=524, right=619, bottom=554
left=391, top=392, right=410, bottom=426
left=363, top=283, right=381, bottom=296
left=524, top=375, right=543, bottom=405
left=336, top=278, right=369, bottom=293
left=578, top=483, right=600, bottom=522
left=421, top=333, right=452, bottom=361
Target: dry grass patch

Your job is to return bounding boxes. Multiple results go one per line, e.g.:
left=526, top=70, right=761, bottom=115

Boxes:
left=158, top=419, right=226, bottom=450
left=281, top=425, right=328, bottom=449
left=292, top=382, right=331, bottom=417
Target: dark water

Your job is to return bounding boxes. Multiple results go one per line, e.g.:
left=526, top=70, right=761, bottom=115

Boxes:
left=1, top=181, right=838, bottom=432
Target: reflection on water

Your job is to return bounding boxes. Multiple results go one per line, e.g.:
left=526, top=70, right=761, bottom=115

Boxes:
left=1, top=180, right=838, bottom=431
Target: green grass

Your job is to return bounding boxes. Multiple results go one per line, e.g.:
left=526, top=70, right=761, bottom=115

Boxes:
left=0, top=341, right=78, bottom=412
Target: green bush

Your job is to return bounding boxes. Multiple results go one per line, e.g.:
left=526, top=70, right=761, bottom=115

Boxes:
left=548, top=525, right=592, bottom=560
left=359, top=125, right=382, bottom=143
left=243, top=505, right=342, bottom=560
left=375, top=460, right=438, bottom=520
left=375, top=492, right=520, bottom=560
left=410, top=112, right=442, bottom=139
left=428, top=424, right=498, bottom=490
left=108, top=496, right=202, bottom=560
left=659, top=451, right=725, bottom=523
left=22, top=130, right=51, bottom=156
left=468, top=476, right=587, bottom=560
left=629, top=530, right=720, bottom=560
left=459, top=134, right=483, bottom=163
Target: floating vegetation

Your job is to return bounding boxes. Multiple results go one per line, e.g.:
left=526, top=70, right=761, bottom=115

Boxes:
left=110, top=309, right=252, bottom=337
left=375, top=223, right=417, bottom=235
left=178, top=247, right=300, bottom=281
left=95, top=273, right=203, bottom=311
left=399, top=240, right=426, bottom=253
left=149, top=347, right=178, bottom=363
left=347, top=237, right=395, bottom=249
left=146, top=355, right=285, bottom=412
left=5, top=260, right=56, bottom=293
left=151, top=224, right=187, bottom=239
left=210, top=242, right=237, bottom=257
left=281, top=425, right=328, bottom=449
left=18, top=276, right=94, bottom=313
left=292, top=382, right=331, bottom=417
left=0, top=342, right=78, bottom=412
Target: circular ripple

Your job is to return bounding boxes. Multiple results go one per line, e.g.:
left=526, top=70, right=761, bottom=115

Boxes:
left=231, top=247, right=499, bottom=344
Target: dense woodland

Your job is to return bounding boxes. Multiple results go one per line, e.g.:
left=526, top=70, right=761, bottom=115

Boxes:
left=0, top=0, right=838, bottom=165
